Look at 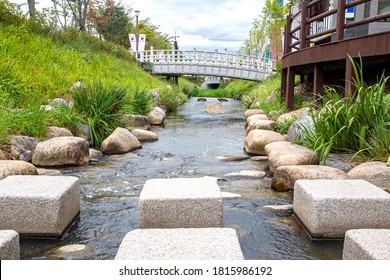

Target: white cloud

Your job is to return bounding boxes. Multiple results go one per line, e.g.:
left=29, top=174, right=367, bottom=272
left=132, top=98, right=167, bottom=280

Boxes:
left=130, top=0, right=265, bottom=51
left=10, top=0, right=265, bottom=52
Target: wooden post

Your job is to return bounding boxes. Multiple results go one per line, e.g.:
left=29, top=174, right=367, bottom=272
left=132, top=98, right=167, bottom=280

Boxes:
left=345, top=56, right=356, bottom=98
left=336, top=0, right=346, bottom=41
left=300, top=1, right=309, bottom=49
left=286, top=67, right=295, bottom=111
left=285, top=14, right=292, bottom=55
left=314, top=63, right=324, bottom=103
left=281, top=68, right=288, bottom=101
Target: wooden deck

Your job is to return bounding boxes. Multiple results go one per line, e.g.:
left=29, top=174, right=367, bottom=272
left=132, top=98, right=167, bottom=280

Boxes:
left=281, top=0, right=390, bottom=111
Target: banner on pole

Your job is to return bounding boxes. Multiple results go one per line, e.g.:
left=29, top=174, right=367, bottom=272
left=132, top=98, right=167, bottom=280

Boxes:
left=138, top=34, right=146, bottom=51
left=129, top=34, right=136, bottom=52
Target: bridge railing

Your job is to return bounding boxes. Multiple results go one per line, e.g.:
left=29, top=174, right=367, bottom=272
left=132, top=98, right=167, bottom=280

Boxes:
left=138, top=47, right=276, bottom=73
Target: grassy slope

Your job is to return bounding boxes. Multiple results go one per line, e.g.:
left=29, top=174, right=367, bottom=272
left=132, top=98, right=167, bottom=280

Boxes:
left=0, top=24, right=166, bottom=101
left=0, top=23, right=171, bottom=147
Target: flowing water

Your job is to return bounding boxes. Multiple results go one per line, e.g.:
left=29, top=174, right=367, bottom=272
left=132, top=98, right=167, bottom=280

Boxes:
left=20, top=98, right=343, bottom=260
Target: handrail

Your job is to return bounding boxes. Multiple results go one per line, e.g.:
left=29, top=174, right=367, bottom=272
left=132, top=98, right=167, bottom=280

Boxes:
left=284, top=0, right=390, bottom=55
left=137, top=48, right=276, bottom=72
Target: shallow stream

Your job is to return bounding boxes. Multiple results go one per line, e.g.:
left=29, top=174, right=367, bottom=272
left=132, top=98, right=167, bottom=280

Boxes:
left=20, top=97, right=343, bottom=260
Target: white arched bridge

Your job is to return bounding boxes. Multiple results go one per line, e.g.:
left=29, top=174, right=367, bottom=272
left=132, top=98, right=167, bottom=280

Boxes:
left=137, top=48, right=276, bottom=81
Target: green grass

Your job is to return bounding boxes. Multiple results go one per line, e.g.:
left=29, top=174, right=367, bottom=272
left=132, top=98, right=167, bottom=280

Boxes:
left=0, top=3, right=187, bottom=148
left=125, top=88, right=155, bottom=115
left=299, top=58, right=390, bottom=163
left=73, top=81, right=128, bottom=147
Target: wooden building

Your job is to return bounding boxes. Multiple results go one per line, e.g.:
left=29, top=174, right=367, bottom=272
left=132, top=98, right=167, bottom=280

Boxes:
left=281, top=0, right=390, bottom=111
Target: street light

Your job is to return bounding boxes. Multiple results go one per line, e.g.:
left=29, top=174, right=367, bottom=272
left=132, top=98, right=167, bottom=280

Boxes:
left=135, top=10, right=140, bottom=52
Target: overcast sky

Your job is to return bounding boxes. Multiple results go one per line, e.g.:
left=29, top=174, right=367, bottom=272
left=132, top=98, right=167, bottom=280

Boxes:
left=11, top=0, right=265, bottom=52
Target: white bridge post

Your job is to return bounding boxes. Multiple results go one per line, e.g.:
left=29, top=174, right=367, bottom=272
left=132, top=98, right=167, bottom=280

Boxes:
left=150, top=46, right=154, bottom=62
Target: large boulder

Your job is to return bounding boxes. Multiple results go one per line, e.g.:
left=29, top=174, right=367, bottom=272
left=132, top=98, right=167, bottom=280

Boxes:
left=147, top=107, right=166, bottom=125
left=45, top=126, right=73, bottom=139
left=244, top=129, right=285, bottom=156
left=246, top=114, right=268, bottom=124
left=0, top=160, right=38, bottom=180
left=348, top=162, right=390, bottom=191
left=77, top=123, right=91, bottom=144
left=265, top=141, right=320, bottom=173
left=123, top=115, right=150, bottom=130
left=69, top=81, right=86, bottom=93
left=32, top=137, right=89, bottom=167
left=277, top=107, right=310, bottom=123
left=101, top=128, right=142, bottom=154
left=244, top=109, right=265, bottom=119
left=247, top=120, right=275, bottom=133
left=0, top=150, right=7, bottom=160
left=49, top=98, right=68, bottom=108
left=287, top=116, right=315, bottom=142
left=9, top=135, right=39, bottom=162
left=130, top=129, right=158, bottom=142
left=271, top=165, right=349, bottom=191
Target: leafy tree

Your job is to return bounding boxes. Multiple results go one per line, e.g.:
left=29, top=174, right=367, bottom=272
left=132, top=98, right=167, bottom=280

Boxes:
left=104, top=4, right=132, bottom=47
left=88, top=0, right=115, bottom=38
left=135, top=18, right=171, bottom=50
left=65, top=0, right=90, bottom=31
left=41, top=0, right=75, bottom=30
left=241, top=0, right=298, bottom=59
left=27, top=0, right=36, bottom=18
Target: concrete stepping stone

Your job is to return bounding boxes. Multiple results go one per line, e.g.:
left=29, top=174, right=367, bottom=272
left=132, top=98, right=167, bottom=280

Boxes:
left=0, top=230, right=20, bottom=260
left=115, top=228, right=244, bottom=260
left=139, top=176, right=223, bottom=228
left=0, top=175, right=80, bottom=237
left=293, top=180, right=390, bottom=238
left=343, top=229, right=390, bottom=260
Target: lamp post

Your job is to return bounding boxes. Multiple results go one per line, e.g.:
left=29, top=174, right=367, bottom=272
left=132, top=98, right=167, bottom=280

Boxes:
left=135, top=10, right=140, bottom=53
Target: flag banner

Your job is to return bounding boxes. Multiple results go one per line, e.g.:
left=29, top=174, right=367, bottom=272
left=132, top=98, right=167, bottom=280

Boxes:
left=139, top=34, right=146, bottom=51
left=129, top=34, right=136, bottom=52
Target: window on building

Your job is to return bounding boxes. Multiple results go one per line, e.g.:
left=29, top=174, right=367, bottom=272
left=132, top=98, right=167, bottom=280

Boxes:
left=378, top=0, right=390, bottom=21
left=378, top=0, right=390, bottom=13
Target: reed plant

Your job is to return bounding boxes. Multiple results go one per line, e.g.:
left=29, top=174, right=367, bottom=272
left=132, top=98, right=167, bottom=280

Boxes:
left=299, top=58, right=390, bottom=163
left=125, top=88, right=154, bottom=115
left=73, top=81, right=128, bottom=147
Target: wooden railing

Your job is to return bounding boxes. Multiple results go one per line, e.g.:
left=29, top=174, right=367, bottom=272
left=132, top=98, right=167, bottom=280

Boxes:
left=284, top=0, right=390, bottom=55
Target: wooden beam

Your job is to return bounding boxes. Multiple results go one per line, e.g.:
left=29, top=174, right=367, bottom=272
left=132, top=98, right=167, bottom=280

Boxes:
left=281, top=68, right=287, bottom=101
left=345, top=57, right=356, bottom=98
left=286, top=67, right=295, bottom=112
left=313, top=63, right=324, bottom=103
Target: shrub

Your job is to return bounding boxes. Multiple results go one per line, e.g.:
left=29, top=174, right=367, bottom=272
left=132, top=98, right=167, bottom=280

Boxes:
left=158, top=88, right=186, bottom=112
left=73, top=81, right=127, bottom=147
left=300, top=58, right=390, bottom=163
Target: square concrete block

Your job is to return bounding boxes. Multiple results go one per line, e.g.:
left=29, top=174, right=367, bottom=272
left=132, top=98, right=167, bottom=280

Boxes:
left=0, top=175, right=80, bottom=237
left=0, top=230, right=20, bottom=260
left=293, top=180, right=390, bottom=238
left=115, top=228, right=244, bottom=260
left=343, top=229, right=390, bottom=260
left=139, top=177, right=223, bottom=228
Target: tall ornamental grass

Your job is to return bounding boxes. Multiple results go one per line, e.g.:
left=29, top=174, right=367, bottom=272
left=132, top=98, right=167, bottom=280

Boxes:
left=300, top=58, right=390, bottom=163
left=73, top=81, right=127, bottom=147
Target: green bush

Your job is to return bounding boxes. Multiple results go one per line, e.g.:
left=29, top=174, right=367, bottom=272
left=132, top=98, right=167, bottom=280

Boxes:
left=158, top=88, right=186, bottom=112
left=73, top=81, right=128, bottom=147
left=300, top=58, right=390, bottom=163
